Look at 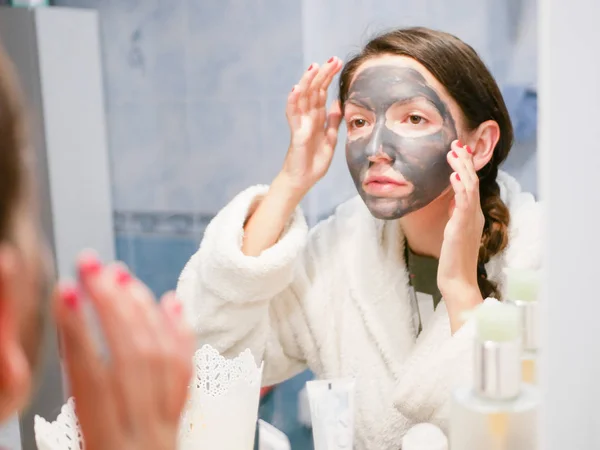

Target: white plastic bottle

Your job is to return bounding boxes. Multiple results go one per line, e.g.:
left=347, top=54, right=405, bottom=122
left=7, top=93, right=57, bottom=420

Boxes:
left=504, top=267, right=540, bottom=384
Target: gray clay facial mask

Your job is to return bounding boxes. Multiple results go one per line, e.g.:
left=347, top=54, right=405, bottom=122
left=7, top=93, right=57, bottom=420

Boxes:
left=345, top=65, right=457, bottom=220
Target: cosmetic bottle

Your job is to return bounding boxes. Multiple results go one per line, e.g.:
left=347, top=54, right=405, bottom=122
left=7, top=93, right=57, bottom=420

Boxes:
left=402, top=423, right=447, bottom=450
left=504, top=268, right=540, bottom=384
left=449, top=302, right=539, bottom=450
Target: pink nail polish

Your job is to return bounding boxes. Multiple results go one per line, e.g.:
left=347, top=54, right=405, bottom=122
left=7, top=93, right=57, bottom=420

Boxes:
left=457, top=140, right=463, bottom=148
left=62, top=286, right=80, bottom=310
left=466, top=145, right=473, bottom=154
left=79, top=256, right=101, bottom=277
left=308, top=64, right=313, bottom=71
left=456, top=173, right=461, bottom=181
left=172, top=302, right=182, bottom=316
left=116, top=268, right=132, bottom=286
left=452, top=151, right=458, bottom=158
left=291, top=86, right=295, bottom=92
left=327, top=57, right=334, bottom=63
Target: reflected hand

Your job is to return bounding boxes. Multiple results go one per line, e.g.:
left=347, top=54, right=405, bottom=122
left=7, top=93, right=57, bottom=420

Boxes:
left=279, top=57, right=344, bottom=198
left=53, top=252, right=194, bottom=450
left=438, top=140, right=485, bottom=331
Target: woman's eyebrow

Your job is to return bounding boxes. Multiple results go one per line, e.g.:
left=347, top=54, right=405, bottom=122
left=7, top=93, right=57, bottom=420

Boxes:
left=345, top=97, right=374, bottom=111
left=388, top=95, right=441, bottom=111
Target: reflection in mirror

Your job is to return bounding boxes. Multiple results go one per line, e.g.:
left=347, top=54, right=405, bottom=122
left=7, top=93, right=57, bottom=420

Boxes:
left=0, top=0, right=541, bottom=449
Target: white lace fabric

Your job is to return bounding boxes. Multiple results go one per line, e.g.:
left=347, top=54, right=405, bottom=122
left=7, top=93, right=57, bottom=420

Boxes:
left=178, top=345, right=264, bottom=450
left=33, top=345, right=263, bottom=450
left=34, top=398, right=83, bottom=450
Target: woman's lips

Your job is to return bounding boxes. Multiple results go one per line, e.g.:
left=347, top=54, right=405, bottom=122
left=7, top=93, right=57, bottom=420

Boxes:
left=363, top=175, right=414, bottom=196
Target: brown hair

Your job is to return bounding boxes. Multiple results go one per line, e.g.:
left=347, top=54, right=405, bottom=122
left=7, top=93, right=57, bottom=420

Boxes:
left=339, top=27, right=512, bottom=299
left=0, top=43, right=27, bottom=240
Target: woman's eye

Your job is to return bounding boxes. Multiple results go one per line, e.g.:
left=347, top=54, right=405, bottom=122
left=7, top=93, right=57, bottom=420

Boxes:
left=408, top=115, right=424, bottom=125
left=351, top=118, right=367, bottom=128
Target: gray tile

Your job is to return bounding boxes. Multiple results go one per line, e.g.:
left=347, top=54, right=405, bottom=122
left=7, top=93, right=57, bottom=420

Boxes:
left=100, top=0, right=187, bottom=102
left=107, top=101, right=193, bottom=211
left=186, top=99, right=276, bottom=211
left=185, top=0, right=302, bottom=101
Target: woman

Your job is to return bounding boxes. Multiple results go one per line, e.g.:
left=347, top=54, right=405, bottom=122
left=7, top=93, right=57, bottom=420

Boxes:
left=0, top=44, right=194, bottom=449
left=178, top=27, right=541, bottom=449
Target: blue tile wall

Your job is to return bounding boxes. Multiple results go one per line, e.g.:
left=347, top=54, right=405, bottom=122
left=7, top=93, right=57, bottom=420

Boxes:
left=267, top=370, right=315, bottom=449
left=115, top=232, right=196, bottom=297
left=257, top=370, right=315, bottom=449
left=113, top=210, right=209, bottom=296
left=131, top=236, right=198, bottom=295
left=118, top=234, right=198, bottom=297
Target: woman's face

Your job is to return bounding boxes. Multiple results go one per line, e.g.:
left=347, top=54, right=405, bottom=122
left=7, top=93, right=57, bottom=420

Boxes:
left=0, top=192, right=53, bottom=421
left=344, top=55, right=466, bottom=220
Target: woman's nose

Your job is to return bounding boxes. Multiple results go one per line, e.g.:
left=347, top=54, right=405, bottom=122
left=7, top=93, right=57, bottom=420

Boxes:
left=367, top=149, right=393, bottom=163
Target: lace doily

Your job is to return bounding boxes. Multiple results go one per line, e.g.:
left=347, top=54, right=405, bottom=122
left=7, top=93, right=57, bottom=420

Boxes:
left=193, top=344, right=262, bottom=397
left=34, top=398, right=84, bottom=450
left=33, top=345, right=263, bottom=450
left=179, top=345, right=263, bottom=450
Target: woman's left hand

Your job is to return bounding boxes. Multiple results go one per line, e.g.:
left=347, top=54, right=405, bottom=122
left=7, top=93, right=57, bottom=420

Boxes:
left=54, top=253, right=195, bottom=450
left=438, top=140, right=485, bottom=332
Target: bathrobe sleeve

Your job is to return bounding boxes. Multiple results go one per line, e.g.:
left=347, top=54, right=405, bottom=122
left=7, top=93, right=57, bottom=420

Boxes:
left=176, top=185, right=329, bottom=386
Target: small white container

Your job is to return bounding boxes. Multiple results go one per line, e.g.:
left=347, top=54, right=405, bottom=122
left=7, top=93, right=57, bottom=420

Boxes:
left=258, top=420, right=291, bottom=450
left=402, top=423, right=448, bottom=450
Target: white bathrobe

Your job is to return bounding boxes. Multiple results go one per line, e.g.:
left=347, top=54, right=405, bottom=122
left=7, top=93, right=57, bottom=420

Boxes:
left=176, top=171, right=541, bottom=450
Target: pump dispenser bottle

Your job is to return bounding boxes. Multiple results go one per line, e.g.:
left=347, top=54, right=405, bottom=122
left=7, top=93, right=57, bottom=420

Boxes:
left=449, top=302, right=539, bottom=450
left=504, top=268, right=540, bottom=383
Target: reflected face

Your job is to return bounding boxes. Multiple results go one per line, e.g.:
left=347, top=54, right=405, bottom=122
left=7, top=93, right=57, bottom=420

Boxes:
left=0, top=197, right=53, bottom=421
left=344, top=61, right=458, bottom=220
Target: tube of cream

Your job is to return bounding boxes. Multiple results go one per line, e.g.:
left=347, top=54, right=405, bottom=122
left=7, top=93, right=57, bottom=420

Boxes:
left=306, top=379, right=355, bottom=450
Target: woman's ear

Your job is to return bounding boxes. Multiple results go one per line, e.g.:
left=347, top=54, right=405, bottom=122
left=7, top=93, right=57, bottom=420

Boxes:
left=467, top=120, right=500, bottom=171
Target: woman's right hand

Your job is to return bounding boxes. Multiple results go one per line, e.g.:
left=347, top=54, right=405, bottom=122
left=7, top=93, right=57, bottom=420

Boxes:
left=241, top=58, right=343, bottom=256
left=54, top=252, right=195, bottom=450
left=278, top=57, right=344, bottom=200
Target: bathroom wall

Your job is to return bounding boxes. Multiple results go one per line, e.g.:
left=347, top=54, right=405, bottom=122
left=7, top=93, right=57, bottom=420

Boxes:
left=54, top=0, right=304, bottom=296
